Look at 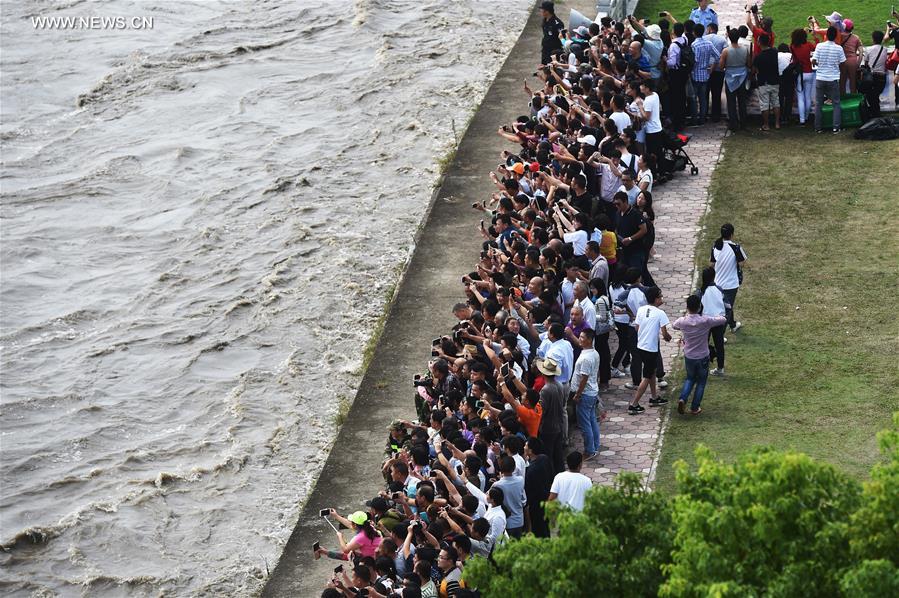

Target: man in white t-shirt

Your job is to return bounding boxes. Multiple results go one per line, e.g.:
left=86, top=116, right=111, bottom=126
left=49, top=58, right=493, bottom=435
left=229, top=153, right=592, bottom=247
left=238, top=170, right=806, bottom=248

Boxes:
left=617, top=170, right=641, bottom=206
left=710, top=223, right=747, bottom=332
left=628, top=286, right=671, bottom=415
left=636, top=79, right=664, bottom=178
left=572, top=329, right=601, bottom=458
left=548, top=450, right=593, bottom=511
left=609, top=95, right=632, bottom=135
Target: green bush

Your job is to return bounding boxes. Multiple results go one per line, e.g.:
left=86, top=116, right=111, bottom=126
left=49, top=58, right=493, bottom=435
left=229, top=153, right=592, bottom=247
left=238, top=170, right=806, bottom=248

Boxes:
left=464, top=415, right=899, bottom=597
left=463, top=473, right=672, bottom=597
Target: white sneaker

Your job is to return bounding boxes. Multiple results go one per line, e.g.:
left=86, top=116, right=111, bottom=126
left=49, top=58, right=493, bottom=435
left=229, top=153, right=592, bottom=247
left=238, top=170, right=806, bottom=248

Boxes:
left=711, top=368, right=725, bottom=377
left=732, top=322, right=742, bottom=332
left=611, top=368, right=627, bottom=378
left=658, top=380, right=669, bottom=389
left=624, top=382, right=638, bottom=390
left=623, top=366, right=631, bottom=375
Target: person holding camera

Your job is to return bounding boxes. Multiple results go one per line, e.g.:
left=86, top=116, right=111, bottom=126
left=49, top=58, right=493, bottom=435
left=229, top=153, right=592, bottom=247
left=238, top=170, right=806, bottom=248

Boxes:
left=746, top=4, right=776, bottom=57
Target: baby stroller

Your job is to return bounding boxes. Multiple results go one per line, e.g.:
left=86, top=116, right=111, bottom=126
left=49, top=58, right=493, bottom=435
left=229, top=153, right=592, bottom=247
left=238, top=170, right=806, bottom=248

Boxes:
left=658, top=129, right=699, bottom=177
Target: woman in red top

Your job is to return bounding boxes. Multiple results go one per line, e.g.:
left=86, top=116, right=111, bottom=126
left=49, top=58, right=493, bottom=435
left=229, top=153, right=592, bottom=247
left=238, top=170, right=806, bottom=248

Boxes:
left=840, top=19, right=862, bottom=93
left=790, top=28, right=817, bottom=125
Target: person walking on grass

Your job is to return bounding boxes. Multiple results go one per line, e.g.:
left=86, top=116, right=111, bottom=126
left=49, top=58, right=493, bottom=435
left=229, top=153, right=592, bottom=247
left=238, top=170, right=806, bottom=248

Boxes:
left=628, top=286, right=671, bottom=415
left=699, top=266, right=728, bottom=377
left=710, top=223, right=746, bottom=334
left=672, top=295, right=727, bottom=416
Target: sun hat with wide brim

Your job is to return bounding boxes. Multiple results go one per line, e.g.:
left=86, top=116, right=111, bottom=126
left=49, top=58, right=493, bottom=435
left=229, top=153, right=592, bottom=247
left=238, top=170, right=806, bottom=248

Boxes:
left=536, top=358, right=561, bottom=377
left=824, top=12, right=843, bottom=24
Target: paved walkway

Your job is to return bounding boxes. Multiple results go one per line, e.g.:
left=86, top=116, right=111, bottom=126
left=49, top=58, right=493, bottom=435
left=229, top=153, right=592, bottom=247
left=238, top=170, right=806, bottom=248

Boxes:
left=568, top=122, right=726, bottom=485
left=568, top=0, right=754, bottom=485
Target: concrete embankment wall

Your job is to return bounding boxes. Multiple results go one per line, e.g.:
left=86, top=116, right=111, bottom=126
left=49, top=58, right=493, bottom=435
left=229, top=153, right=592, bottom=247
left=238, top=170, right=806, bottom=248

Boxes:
left=261, top=1, right=595, bottom=594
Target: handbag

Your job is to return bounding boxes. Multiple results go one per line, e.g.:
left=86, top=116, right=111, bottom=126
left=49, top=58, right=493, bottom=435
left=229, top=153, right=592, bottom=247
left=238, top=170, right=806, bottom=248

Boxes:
left=859, top=46, right=885, bottom=84
left=886, top=48, right=899, bottom=71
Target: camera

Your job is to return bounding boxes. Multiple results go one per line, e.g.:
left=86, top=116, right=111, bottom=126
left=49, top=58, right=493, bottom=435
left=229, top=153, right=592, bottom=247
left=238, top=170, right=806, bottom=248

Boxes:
left=750, top=4, right=758, bottom=13
left=413, top=376, right=433, bottom=388
left=334, top=564, right=344, bottom=574
left=431, top=349, right=439, bottom=357
left=658, top=11, right=666, bottom=17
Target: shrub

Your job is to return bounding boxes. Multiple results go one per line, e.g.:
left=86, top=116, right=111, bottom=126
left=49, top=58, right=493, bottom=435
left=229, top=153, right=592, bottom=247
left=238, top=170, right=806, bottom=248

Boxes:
left=464, top=415, right=898, bottom=597
left=464, top=473, right=672, bottom=596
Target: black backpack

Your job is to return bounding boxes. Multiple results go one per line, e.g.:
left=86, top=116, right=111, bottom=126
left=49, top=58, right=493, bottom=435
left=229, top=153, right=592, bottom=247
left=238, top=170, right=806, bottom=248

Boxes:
left=676, top=40, right=695, bottom=70
left=853, top=117, right=899, bottom=141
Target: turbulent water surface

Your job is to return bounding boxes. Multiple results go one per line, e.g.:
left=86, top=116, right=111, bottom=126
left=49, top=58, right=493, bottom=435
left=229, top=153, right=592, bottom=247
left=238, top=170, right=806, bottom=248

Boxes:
left=0, top=0, right=531, bottom=594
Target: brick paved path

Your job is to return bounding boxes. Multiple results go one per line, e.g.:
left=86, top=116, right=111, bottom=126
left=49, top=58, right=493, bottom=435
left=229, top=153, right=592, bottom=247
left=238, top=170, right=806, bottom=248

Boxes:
left=569, top=123, right=727, bottom=485
left=569, top=0, right=754, bottom=486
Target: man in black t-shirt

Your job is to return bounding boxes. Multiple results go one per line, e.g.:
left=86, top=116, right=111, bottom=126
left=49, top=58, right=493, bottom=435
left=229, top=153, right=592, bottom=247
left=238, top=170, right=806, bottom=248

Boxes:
left=569, top=174, right=594, bottom=217
left=752, top=34, right=781, bottom=131
left=540, top=2, right=565, bottom=65
left=614, top=191, right=647, bottom=256
left=613, top=191, right=654, bottom=287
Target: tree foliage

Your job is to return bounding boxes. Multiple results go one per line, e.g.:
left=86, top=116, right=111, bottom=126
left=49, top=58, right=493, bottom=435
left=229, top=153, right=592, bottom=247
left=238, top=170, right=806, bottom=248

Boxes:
left=464, top=473, right=671, bottom=597
left=463, top=415, right=899, bottom=597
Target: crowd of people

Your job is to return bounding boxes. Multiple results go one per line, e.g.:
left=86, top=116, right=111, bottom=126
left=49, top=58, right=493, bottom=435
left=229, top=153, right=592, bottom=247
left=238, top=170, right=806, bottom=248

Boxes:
left=312, top=3, right=892, bottom=596
left=544, top=1, right=899, bottom=134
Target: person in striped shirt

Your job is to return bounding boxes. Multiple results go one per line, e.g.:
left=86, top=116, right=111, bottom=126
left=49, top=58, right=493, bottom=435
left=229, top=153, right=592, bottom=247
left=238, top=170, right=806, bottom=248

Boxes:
left=812, top=26, right=846, bottom=133
left=691, top=23, right=721, bottom=126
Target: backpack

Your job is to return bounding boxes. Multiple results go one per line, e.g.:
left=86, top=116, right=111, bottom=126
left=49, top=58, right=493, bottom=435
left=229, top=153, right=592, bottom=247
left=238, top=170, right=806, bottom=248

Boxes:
left=853, top=117, right=899, bottom=141
left=676, top=40, right=695, bottom=70
left=730, top=242, right=745, bottom=285
left=594, top=295, right=614, bottom=334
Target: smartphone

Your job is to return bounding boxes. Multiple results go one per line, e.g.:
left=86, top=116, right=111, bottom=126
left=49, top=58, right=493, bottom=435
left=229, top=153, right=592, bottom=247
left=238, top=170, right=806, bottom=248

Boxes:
left=475, top=400, right=484, bottom=409
left=658, top=11, right=666, bottom=17
left=429, top=470, right=437, bottom=477
left=319, top=508, right=329, bottom=518
left=392, top=491, right=402, bottom=500
left=500, top=363, right=510, bottom=378
left=334, top=564, right=344, bottom=574
left=312, top=541, right=320, bottom=552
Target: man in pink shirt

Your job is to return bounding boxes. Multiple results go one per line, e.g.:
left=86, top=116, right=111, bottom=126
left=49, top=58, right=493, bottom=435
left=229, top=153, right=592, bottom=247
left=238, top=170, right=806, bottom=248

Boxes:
left=672, top=295, right=727, bottom=415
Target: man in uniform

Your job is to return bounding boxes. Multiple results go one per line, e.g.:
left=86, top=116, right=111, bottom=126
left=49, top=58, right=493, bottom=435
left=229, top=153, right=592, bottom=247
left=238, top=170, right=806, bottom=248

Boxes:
left=540, top=1, right=565, bottom=66
left=689, top=0, right=718, bottom=29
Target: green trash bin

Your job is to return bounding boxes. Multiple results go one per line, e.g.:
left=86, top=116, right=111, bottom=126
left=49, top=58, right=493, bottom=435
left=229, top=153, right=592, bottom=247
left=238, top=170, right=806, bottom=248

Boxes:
left=820, top=93, right=865, bottom=129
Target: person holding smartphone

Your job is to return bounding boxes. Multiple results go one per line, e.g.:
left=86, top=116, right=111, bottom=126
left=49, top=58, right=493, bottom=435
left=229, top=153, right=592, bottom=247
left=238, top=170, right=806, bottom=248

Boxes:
left=317, top=509, right=382, bottom=561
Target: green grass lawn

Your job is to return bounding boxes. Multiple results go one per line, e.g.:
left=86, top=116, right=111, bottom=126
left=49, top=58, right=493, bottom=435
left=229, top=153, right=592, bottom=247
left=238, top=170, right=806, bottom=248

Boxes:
left=762, top=0, right=894, bottom=46
left=653, top=127, right=899, bottom=491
